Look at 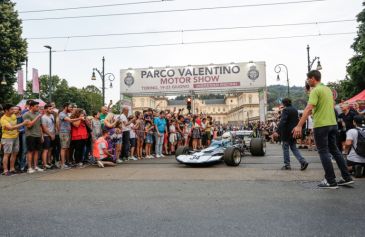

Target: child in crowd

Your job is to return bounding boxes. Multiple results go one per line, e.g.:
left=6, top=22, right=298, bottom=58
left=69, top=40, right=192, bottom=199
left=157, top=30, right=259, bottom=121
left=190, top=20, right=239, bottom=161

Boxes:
left=145, top=121, right=154, bottom=159
left=176, top=115, right=185, bottom=147
left=134, top=111, right=145, bottom=160
left=129, top=115, right=138, bottom=160
left=213, top=127, right=218, bottom=140
left=184, top=118, right=192, bottom=147
left=169, top=119, right=177, bottom=154
left=90, top=111, right=102, bottom=142
left=111, top=125, right=123, bottom=161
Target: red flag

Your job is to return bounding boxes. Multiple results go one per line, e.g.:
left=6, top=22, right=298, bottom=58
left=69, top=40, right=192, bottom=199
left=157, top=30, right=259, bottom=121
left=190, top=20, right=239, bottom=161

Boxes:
left=32, top=68, right=39, bottom=93
left=17, top=70, right=24, bottom=95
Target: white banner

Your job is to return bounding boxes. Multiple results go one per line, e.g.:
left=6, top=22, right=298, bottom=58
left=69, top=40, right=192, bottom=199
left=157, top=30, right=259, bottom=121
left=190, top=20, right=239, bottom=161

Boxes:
left=120, top=62, right=266, bottom=94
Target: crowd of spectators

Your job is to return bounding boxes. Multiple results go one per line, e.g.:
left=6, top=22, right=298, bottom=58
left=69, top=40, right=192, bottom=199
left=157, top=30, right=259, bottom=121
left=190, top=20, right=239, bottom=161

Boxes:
left=0, top=100, right=239, bottom=175
left=0, top=98, right=364, bottom=177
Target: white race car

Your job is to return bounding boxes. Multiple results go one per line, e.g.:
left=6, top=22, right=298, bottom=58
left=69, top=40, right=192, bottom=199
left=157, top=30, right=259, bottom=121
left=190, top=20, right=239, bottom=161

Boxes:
left=175, top=131, right=266, bottom=167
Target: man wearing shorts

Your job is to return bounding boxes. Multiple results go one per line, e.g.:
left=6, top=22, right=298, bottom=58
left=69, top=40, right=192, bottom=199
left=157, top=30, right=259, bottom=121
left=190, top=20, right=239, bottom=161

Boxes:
left=23, top=101, right=43, bottom=174
left=59, top=103, right=82, bottom=169
left=41, top=104, right=56, bottom=169
left=1, top=104, right=28, bottom=176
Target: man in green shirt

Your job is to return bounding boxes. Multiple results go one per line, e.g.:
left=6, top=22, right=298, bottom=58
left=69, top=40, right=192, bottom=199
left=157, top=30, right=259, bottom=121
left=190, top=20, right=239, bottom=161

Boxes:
left=23, top=101, right=43, bottom=174
left=293, top=70, right=353, bottom=189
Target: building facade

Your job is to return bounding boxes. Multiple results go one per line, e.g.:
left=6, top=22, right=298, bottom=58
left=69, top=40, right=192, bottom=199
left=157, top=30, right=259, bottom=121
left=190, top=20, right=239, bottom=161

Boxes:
left=131, top=92, right=263, bottom=124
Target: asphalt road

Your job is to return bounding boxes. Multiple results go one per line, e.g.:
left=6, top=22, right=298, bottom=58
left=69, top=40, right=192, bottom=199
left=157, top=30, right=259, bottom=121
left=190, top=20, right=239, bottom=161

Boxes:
left=0, top=144, right=364, bottom=237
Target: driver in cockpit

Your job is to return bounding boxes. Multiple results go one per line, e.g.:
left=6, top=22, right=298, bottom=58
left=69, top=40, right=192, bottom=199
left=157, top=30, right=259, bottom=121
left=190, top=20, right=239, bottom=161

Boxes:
left=222, top=133, right=233, bottom=147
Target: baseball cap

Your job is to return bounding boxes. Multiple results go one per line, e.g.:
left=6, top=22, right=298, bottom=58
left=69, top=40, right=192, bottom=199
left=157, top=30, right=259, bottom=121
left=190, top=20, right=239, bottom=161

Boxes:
left=354, top=115, right=364, bottom=125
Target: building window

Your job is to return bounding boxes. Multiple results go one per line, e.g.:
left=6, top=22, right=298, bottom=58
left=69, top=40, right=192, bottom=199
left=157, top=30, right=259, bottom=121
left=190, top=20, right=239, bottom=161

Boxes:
left=249, top=95, right=252, bottom=104
left=223, top=108, right=225, bottom=112
left=213, top=108, right=215, bottom=112
left=218, top=108, right=220, bottom=112
left=141, top=98, right=145, bottom=107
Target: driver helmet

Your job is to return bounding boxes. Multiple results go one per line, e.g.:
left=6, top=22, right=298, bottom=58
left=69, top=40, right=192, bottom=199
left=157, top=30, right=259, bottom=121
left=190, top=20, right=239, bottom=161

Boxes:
left=222, top=132, right=232, bottom=146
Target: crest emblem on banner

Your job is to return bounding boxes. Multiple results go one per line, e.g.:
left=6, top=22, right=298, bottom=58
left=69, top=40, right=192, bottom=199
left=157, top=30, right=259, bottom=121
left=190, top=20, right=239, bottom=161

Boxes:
left=124, top=72, right=134, bottom=87
left=247, top=65, right=259, bottom=81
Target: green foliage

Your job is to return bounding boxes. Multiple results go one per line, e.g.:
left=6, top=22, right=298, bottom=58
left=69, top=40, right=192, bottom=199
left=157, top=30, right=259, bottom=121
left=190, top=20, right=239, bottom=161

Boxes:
left=0, top=0, right=27, bottom=103
left=22, top=75, right=103, bottom=113
left=267, top=85, right=308, bottom=110
left=80, top=85, right=103, bottom=113
left=327, top=78, right=356, bottom=103
left=111, top=100, right=121, bottom=114
left=346, top=3, right=365, bottom=97
left=24, top=75, right=62, bottom=101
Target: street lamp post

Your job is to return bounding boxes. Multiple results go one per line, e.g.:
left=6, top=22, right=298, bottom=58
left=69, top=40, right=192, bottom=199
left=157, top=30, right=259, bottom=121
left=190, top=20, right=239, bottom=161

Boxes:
left=306, top=45, right=322, bottom=91
left=91, top=56, right=115, bottom=105
left=44, top=45, right=52, bottom=102
left=274, top=64, right=290, bottom=98
left=306, top=45, right=322, bottom=72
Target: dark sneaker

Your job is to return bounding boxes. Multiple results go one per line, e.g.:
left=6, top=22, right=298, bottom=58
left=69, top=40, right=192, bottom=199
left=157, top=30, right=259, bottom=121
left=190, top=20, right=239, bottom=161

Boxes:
left=337, top=178, right=354, bottom=186
left=300, top=162, right=309, bottom=171
left=281, top=165, right=291, bottom=170
left=318, top=179, right=338, bottom=189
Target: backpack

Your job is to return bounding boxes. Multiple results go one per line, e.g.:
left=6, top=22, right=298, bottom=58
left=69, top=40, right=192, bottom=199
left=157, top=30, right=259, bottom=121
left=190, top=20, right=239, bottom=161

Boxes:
left=353, top=128, right=365, bottom=157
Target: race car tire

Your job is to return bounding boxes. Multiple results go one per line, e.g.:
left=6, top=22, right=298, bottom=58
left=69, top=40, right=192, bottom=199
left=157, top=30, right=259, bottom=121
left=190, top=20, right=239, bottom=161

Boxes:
left=175, top=146, right=190, bottom=164
left=223, top=147, right=241, bottom=166
left=250, top=138, right=266, bottom=156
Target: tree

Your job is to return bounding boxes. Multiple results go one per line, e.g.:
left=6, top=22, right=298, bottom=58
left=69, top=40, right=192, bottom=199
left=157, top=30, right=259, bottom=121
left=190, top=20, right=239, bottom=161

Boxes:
left=20, top=74, right=103, bottom=113
left=111, top=100, right=122, bottom=114
left=327, top=79, right=356, bottom=103
left=267, top=85, right=308, bottom=110
left=0, top=0, right=27, bottom=103
left=23, top=75, right=62, bottom=101
left=80, top=85, right=103, bottom=113
left=346, top=2, right=365, bottom=98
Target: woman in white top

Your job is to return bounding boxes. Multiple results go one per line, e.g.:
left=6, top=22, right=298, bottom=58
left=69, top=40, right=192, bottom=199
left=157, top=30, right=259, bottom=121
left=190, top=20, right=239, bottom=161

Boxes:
left=129, top=116, right=137, bottom=160
left=191, top=117, right=201, bottom=150
left=169, top=120, right=177, bottom=154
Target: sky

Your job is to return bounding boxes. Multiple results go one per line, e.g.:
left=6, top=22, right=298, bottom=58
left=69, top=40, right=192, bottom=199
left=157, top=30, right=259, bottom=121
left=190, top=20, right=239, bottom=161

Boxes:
left=13, top=0, right=362, bottom=103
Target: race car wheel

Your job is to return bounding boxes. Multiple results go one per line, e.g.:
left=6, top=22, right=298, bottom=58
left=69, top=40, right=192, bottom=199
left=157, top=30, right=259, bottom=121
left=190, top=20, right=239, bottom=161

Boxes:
left=175, top=146, right=190, bottom=164
left=175, top=146, right=189, bottom=158
left=250, top=138, right=266, bottom=156
left=223, top=147, right=241, bottom=166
